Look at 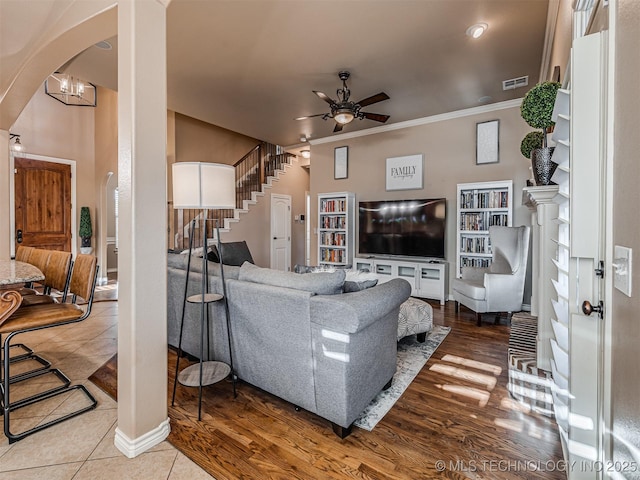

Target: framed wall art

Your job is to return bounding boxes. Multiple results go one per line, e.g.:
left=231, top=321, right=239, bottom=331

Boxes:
left=385, top=154, right=424, bottom=191
left=334, top=146, right=348, bottom=179
left=476, top=119, right=500, bottom=165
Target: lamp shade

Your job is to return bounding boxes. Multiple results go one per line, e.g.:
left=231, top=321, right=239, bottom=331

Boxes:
left=172, top=162, right=236, bottom=209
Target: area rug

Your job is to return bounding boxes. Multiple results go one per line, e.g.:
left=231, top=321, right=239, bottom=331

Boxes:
left=354, top=325, right=451, bottom=431
left=93, top=281, right=118, bottom=302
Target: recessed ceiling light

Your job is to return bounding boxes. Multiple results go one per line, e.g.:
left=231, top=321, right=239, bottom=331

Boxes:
left=94, top=40, right=112, bottom=50
left=466, top=23, right=488, bottom=39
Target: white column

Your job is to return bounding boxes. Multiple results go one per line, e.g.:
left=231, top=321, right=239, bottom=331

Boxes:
left=0, top=131, right=11, bottom=260
left=522, top=185, right=559, bottom=372
left=115, top=0, right=169, bottom=458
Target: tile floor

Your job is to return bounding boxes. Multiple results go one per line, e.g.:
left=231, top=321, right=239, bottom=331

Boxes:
left=1, top=300, right=214, bottom=479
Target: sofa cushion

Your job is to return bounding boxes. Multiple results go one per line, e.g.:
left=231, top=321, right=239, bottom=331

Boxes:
left=239, top=262, right=345, bottom=295
left=343, top=270, right=378, bottom=293
left=167, top=252, right=240, bottom=279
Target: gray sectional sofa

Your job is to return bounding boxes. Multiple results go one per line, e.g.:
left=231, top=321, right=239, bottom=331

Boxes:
left=167, top=252, right=411, bottom=437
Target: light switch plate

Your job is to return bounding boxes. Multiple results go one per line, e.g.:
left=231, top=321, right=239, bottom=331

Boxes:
left=613, top=245, right=632, bottom=297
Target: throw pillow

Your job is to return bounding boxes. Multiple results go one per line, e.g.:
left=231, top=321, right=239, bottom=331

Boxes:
left=239, top=262, right=345, bottom=295
left=207, top=241, right=254, bottom=266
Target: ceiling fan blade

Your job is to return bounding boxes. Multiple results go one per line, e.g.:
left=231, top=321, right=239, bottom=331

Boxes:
left=355, top=92, right=390, bottom=108
left=295, top=113, right=327, bottom=121
left=362, top=112, right=390, bottom=123
left=333, top=123, right=344, bottom=133
left=314, top=90, right=336, bottom=105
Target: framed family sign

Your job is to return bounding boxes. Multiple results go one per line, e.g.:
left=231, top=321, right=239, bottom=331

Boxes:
left=385, top=154, right=423, bottom=191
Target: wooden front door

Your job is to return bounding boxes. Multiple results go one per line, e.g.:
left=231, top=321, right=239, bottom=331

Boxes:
left=14, top=158, right=72, bottom=251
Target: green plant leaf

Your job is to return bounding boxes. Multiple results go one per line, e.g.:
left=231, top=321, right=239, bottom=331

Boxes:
left=520, top=131, right=545, bottom=158
left=520, top=81, right=561, bottom=130
left=79, top=206, right=92, bottom=238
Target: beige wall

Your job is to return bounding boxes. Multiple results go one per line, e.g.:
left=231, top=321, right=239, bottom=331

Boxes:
left=309, top=104, right=534, bottom=299
left=12, top=86, right=96, bottom=252
left=221, top=159, right=310, bottom=268
left=175, top=113, right=260, bottom=165
left=549, top=0, right=574, bottom=81
left=94, top=86, right=118, bottom=278
left=611, top=0, right=640, bottom=466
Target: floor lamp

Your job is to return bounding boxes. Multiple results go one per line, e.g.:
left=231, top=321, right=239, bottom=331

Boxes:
left=171, top=162, right=237, bottom=420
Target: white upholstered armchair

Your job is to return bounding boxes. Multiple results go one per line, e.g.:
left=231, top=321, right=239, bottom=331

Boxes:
left=453, top=225, right=530, bottom=326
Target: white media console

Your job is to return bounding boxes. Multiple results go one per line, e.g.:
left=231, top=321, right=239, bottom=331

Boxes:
left=354, top=256, right=448, bottom=305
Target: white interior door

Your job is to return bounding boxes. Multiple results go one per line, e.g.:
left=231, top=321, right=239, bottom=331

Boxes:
left=270, top=194, right=291, bottom=271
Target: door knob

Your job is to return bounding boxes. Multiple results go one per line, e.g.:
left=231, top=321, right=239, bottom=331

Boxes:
left=16, top=229, right=23, bottom=244
left=581, top=300, right=603, bottom=318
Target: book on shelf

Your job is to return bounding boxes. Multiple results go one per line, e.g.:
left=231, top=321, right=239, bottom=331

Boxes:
left=320, top=199, right=346, bottom=213
left=321, top=216, right=346, bottom=229
left=460, top=190, right=509, bottom=209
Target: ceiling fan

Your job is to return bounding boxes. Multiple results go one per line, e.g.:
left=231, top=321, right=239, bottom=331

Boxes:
left=295, top=71, right=390, bottom=133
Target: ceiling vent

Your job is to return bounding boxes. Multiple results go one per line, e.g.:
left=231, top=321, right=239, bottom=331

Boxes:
left=502, top=76, right=529, bottom=91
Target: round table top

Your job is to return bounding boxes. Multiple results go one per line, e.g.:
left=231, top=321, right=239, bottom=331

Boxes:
left=0, top=260, right=44, bottom=287
left=187, top=293, right=223, bottom=304
left=178, top=361, right=231, bottom=387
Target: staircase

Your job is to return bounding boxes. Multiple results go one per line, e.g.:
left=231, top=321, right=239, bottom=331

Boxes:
left=169, top=142, right=294, bottom=251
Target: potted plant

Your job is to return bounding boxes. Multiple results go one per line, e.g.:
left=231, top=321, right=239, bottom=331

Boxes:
left=79, top=206, right=93, bottom=254
left=520, top=81, right=561, bottom=185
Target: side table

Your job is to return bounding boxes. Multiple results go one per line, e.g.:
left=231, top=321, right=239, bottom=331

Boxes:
left=173, top=292, right=231, bottom=420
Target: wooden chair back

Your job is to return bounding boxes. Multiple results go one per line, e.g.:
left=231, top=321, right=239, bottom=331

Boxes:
left=27, top=248, right=51, bottom=274
left=15, top=245, right=34, bottom=262
left=43, top=251, right=73, bottom=294
left=68, top=254, right=98, bottom=304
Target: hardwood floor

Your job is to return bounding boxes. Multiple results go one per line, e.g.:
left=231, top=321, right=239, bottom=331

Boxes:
left=92, top=301, right=564, bottom=479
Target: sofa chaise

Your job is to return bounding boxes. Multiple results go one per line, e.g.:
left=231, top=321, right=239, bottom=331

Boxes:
left=167, top=252, right=411, bottom=437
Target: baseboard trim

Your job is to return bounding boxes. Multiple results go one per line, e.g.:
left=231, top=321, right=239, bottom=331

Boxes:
left=114, top=418, right=170, bottom=458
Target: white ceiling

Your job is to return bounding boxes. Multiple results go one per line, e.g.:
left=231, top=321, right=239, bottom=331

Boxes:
left=18, top=0, right=551, bottom=147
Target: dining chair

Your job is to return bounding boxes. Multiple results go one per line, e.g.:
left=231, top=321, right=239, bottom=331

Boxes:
left=19, top=247, right=51, bottom=295
left=0, top=254, right=99, bottom=443
left=11, top=251, right=74, bottom=377
left=21, top=251, right=73, bottom=305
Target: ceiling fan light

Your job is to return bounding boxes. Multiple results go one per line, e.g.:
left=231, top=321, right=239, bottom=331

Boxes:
left=334, top=109, right=355, bottom=125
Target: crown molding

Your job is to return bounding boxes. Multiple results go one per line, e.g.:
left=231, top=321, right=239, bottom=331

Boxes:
left=309, top=98, right=523, bottom=146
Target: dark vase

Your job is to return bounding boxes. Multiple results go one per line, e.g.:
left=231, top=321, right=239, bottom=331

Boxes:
left=531, top=147, right=557, bottom=186
left=81, top=237, right=91, bottom=248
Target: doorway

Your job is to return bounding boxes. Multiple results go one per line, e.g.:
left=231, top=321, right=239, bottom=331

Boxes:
left=12, top=155, right=76, bottom=255
left=270, top=193, right=291, bottom=271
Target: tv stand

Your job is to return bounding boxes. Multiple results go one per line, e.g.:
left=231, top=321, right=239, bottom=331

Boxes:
left=354, top=256, right=448, bottom=305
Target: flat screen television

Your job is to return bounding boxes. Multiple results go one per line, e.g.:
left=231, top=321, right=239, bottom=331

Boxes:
left=358, top=198, right=446, bottom=258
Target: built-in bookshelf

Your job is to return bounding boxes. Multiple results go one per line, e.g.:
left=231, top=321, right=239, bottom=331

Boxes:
left=456, top=180, right=513, bottom=277
left=317, top=192, right=355, bottom=267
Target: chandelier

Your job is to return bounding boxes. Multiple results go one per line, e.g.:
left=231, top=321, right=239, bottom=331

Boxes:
left=45, top=72, right=97, bottom=107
